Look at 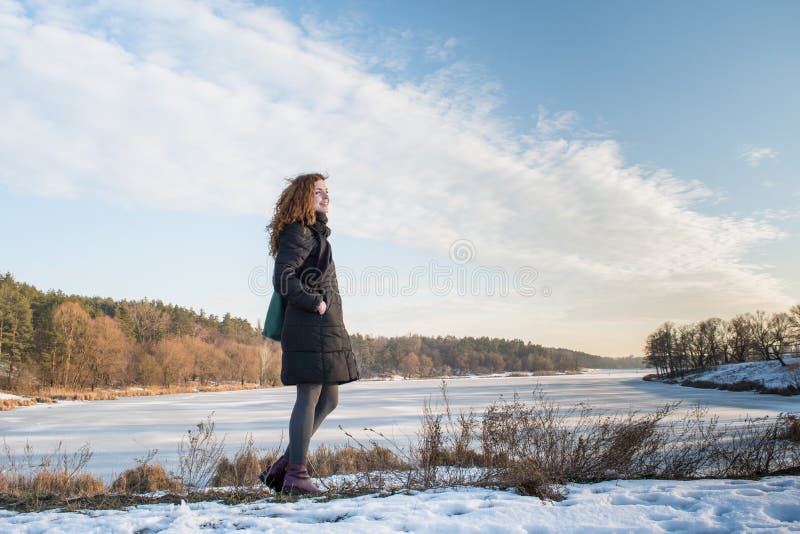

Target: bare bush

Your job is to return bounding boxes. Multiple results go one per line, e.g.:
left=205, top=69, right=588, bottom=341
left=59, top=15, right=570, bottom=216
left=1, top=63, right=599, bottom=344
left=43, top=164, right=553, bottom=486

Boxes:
left=174, top=414, right=226, bottom=493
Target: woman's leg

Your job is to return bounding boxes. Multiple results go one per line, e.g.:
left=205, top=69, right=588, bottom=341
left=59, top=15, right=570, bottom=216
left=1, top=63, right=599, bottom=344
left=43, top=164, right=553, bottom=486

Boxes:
left=285, top=383, right=339, bottom=464
left=287, top=383, right=322, bottom=465
left=312, top=384, right=339, bottom=434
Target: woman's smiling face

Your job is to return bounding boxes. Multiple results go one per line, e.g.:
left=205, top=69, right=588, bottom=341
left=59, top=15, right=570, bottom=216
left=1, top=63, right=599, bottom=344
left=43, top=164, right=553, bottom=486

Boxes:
left=313, top=179, right=329, bottom=213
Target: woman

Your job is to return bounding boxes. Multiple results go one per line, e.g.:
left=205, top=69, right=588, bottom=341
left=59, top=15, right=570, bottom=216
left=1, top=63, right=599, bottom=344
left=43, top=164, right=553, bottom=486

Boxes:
left=260, top=172, right=360, bottom=495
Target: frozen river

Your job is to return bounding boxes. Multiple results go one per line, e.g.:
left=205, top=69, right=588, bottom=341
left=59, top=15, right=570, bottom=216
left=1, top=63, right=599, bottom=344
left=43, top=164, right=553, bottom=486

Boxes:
left=1, top=370, right=797, bottom=481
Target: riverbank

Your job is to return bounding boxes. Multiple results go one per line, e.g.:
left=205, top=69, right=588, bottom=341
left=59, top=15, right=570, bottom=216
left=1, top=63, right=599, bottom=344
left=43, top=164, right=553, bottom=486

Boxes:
left=644, top=357, right=800, bottom=396
left=0, top=383, right=265, bottom=411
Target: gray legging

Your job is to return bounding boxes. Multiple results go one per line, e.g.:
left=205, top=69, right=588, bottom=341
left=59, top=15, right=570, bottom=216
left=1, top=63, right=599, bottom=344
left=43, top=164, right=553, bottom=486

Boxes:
left=285, top=383, right=339, bottom=464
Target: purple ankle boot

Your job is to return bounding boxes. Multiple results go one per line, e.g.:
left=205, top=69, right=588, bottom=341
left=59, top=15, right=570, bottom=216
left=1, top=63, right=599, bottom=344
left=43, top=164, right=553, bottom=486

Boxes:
left=259, top=454, right=289, bottom=492
left=281, top=463, right=323, bottom=495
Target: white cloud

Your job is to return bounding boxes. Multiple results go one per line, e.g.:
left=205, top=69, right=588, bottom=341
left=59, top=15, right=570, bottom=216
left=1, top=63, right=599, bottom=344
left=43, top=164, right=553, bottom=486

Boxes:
left=0, top=0, right=793, bottom=355
left=425, top=36, right=457, bottom=61
left=533, top=107, right=579, bottom=138
left=739, top=145, right=778, bottom=166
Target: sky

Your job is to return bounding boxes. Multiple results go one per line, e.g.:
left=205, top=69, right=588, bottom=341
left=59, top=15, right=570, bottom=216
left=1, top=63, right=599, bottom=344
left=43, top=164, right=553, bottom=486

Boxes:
left=1, top=0, right=798, bottom=357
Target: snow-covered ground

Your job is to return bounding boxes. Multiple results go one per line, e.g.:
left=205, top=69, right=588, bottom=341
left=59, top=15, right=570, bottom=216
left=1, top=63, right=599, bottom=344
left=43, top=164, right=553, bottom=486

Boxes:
left=1, top=371, right=798, bottom=481
left=0, top=392, right=28, bottom=400
left=680, top=356, right=800, bottom=391
left=1, top=477, right=798, bottom=533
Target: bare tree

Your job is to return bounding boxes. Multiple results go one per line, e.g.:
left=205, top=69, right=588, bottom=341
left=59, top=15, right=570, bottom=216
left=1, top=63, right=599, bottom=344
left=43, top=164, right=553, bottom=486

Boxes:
left=749, top=310, right=773, bottom=363
left=52, top=302, right=92, bottom=388
left=644, top=322, right=677, bottom=375
left=153, top=337, right=192, bottom=387
left=767, top=312, right=792, bottom=366
left=789, top=304, right=800, bottom=352
left=679, top=324, right=703, bottom=371
left=123, top=301, right=170, bottom=346
left=697, top=318, right=724, bottom=368
left=726, top=314, right=753, bottom=363
left=87, top=316, right=129, bottom=390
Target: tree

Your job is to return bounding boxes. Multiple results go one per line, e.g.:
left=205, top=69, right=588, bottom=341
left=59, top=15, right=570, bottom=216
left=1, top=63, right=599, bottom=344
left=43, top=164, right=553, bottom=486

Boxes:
left=749, top=310, right=773, bottom=363
left=87, top=316, right=129, bottom=390
left=418, top=354, right=434, bottom=377
left=227, top=342, right=260, bottom=386
left=789, top=304, right=800, bottom=351
left=697, top=318, right=724, bottom=368
left=153, top=337, right=192, bottom=387
left=122, top=300, right=170, bottom=345
left=399, top=352, right=420, bottom=378
left=134, top=352, right=162, bottom=385
left=726, top=314, right=753, bottom=363
left=767, top=312, right=792, bottom=366
left=259, top=342, right=282, bottom=386
left=0, top=279, right=34, bottom=387
left=52, top=302, right=92, bottom=388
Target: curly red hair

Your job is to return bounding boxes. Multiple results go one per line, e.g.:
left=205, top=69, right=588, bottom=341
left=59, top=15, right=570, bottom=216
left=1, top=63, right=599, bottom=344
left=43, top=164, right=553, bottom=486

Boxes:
left=267, top=172, right=327, bottom=257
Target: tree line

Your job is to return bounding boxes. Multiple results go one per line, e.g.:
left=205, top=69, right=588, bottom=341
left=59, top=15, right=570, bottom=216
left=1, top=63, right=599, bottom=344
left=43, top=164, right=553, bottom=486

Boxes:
left=643, top=305, right=800, bottom=377
left=350, top=334, right=641, bottom=377
left=0, top=273, right=644, bottom=393
left=0, top=273, right=279, bottom=392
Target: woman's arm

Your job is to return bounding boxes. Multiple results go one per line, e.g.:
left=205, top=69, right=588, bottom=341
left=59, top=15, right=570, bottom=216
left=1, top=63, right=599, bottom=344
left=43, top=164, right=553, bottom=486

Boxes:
left=273, top=223, right=324, bottom=313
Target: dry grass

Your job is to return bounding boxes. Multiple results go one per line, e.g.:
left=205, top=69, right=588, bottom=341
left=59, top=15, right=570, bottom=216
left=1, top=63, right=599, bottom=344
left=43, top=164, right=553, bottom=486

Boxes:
left=211, top=434, right=267, bottom=489
left=0, top=398, right=37, bottom=411
left=110, top=450, right=180, bottom=494
left=111, top=464, right=179, bottom=494
left=175, top=415, right=227, bottom=493
left=0, top=441, right=105, bottom=510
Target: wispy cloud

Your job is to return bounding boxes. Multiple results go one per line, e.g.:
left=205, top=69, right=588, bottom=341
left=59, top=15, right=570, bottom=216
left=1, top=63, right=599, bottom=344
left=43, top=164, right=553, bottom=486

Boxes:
left=739, top=145, right=778, bottom=166
left=0, top=0, right=793, bottom=355
left=425, top=36, right=457, bottom=61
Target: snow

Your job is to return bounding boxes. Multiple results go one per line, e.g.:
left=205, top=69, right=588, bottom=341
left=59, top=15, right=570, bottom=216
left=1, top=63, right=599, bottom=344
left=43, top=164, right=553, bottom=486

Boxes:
left=1, top=371, right=798, bottom=482
left=683, top=356, right=800, bottom=390
left=0, top=392, right=28, bottom=400
left=0, top=477, right=798, bottom=532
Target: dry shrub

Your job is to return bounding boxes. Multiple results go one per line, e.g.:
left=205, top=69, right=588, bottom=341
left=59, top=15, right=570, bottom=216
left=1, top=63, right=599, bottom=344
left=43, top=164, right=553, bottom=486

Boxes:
left=174, top=414, right=226, bottom=493
left=111, top=451, right=179, bottom=494
left=111, top=464, right=178, bottom=494
left=330, top=383, right=800, bottom=500
left=211, top=434, right=264, bottom=488
left=0, top=440, right=105, bottom=510
left=308, top=442, right=407, bottom=478
left=778, top=414, right=800, bottom=442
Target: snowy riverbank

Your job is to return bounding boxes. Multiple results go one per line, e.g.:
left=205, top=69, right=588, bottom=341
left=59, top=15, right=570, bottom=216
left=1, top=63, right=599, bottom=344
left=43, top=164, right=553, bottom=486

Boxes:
left=647, top=356, right=800, bottom=395
left=1, top=477, right=799, bottom=532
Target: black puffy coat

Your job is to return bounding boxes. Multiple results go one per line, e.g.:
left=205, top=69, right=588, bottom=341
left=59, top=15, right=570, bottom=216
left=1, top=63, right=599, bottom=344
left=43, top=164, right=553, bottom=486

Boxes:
left=273, top=217, right=360, bottom=385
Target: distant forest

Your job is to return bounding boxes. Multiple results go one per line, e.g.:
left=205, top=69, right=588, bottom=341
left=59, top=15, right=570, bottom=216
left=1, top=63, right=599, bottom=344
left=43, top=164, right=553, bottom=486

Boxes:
left=643, top=305, right=800, bottom=377
left=0, top=273, right=642, bottom=393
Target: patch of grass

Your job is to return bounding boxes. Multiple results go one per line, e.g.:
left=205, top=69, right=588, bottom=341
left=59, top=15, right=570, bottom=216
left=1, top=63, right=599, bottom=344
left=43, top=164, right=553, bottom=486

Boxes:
left=0, top=440, right=105, bottom=511
left=111, top=450, right=180, bottom=494
left=0, top=398, right=37, bottom=411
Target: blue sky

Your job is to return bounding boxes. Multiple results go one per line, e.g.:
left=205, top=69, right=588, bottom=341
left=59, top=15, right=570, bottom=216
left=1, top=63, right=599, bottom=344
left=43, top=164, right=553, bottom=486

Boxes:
left=1, top=0, right=797, bottom=357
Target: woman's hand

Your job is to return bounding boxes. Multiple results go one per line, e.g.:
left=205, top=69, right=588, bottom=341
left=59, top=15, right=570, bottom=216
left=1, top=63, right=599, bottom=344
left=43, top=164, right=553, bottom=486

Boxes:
left=316, top=300, right=327, bottom=315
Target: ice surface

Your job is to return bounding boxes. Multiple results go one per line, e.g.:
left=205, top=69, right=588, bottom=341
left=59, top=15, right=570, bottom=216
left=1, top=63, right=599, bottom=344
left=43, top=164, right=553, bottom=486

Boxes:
left=1, top=371, right=798, bottom=481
